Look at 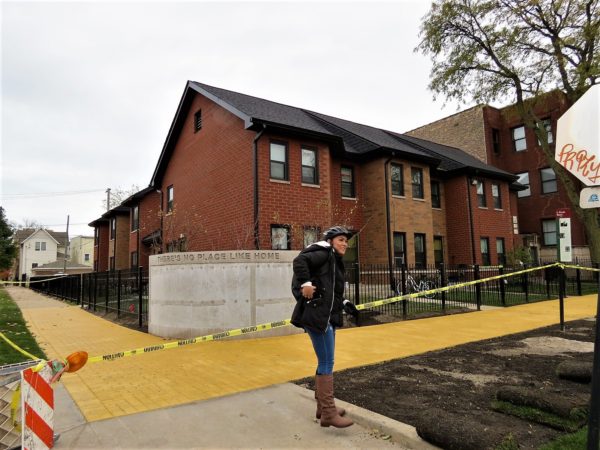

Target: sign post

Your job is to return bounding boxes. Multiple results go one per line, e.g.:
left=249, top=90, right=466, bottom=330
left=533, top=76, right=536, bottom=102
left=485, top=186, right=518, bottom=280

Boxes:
left=555, top=84, right=600, bottom=450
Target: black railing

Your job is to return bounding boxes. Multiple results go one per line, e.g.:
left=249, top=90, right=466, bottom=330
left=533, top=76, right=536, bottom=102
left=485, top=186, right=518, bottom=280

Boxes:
left=343, top=260, right=597, bottom=326
left=30, top=267, right=149, bottom=328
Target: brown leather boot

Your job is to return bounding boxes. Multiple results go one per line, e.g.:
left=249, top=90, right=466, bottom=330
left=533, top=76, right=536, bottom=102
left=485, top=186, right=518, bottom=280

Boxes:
left=315, top=380, right=346, bottom=419
left=316, top=374, right=353, bottom=428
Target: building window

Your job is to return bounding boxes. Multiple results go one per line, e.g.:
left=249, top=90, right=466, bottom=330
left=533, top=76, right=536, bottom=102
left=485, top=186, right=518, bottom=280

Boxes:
left=496, top=238, right=506, bottom=266
left=131, top=205, right=139, bottom=231
left=84, top=253, right=90, bottom=262
left=516, top=172, right=531, bottom=197
left=110, top=217, right=116, bottom=239
left=540, top=167, right=558, bottom=194
left=492, top=183, right=502, bottom=209
left=300, top=147, right=318, bottom=185
left=391, top=164, right=404, bottom=196
left=393, top=232, right=406, bottom=267
left=434, top=236, right=443, bottom=266
left=414, top=233, right=426, bottom=268
left=303, top=226, right=320, bottom=248
left=480, top=237, right=490, bottom=265
left=270, top=141, right=288, bottom=181
left=537, top=118, right=553, bottom=145
left=271, top=225, right=290, bottom=250
left=35, top=241, right=46, bottom=251
left=94, top=228, right=99, bottom=245
left=166, top=185, right=174, bottom=213
left=411, top=167, right=424, bottom=199
left=341, top=166, right=355, bottom=198
left=431, top=180, right=441, bottom=208
left=110, top=256, right=115, bottom=271
left=194, top=109, right=202, bottom=132
left=512, top=125, right=526, bottom=151
left=492, top=128, right=501, bottom=154
left=32, top=263, right=38, bottom=269
left=131, top=251, right=138, bottom=268
left=476, top=180, right=487, bottom=207
left=542, top=219, right=557, bottom=246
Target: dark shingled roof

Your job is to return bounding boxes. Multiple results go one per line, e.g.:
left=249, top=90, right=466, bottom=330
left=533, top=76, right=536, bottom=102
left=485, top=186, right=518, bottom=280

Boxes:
left=151, top=81, right=516, bottom=185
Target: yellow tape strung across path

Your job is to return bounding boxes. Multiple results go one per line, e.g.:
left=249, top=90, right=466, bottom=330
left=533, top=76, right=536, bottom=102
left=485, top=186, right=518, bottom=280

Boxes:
left=0, top=275, right=70, bottom=286
left=87, top=262, right=567, bottom=363
left=0, top=331, right=41, bottom=361
left=1, top=262, right=594, bottom=365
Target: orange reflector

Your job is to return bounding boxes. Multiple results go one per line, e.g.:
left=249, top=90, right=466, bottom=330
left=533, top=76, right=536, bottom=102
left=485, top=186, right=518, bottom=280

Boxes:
left=65, top=351, right=88, bottom=373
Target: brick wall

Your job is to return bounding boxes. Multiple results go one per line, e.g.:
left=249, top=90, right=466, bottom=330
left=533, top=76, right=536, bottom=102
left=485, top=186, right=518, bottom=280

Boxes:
left=445, top=176, right=515, bottom=265
left=114, top=215, right=130, bottom=270
left=94, top=223, right=109, bottom=272
left=127, top=191, right=161, bottom=268
left=406, top=105, right=488, bottom=163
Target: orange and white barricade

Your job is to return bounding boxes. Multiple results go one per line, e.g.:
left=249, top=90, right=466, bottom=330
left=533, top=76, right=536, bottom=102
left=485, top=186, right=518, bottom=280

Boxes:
left=21, top=364, right=54, bottom=450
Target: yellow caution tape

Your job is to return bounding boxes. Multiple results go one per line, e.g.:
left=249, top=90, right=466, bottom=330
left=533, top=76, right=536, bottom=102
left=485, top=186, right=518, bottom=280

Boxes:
left=557, top=263, right=600, bottom=272
left=11, top=382, right=21, bottom=432
left=0, top=331, right=42, bottom=361
left=355, top=262, right=561, bottom=310
left=0, top=261, right=586, bottom=365
left=87, top=319, right=292, bottom=363
left=0, top=275, right=70, bottom=286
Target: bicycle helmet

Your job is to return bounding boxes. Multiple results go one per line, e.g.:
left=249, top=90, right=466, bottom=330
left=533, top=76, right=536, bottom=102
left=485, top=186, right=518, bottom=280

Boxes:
left=323, top=226, right=352, bottom=241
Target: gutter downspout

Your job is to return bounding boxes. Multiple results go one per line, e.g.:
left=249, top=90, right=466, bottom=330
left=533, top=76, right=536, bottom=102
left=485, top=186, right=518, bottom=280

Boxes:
left=253, top=124, right=266, bottom=250
left=384, top=155, right=394, bottom=289
left=466, top=177, right=477, bottom=265
left=158, top=189, right=163, bottom=254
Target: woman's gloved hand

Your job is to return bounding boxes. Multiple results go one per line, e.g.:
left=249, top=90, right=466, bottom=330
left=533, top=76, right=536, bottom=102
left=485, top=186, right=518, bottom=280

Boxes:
left=342, top=299, right=359, bottom=317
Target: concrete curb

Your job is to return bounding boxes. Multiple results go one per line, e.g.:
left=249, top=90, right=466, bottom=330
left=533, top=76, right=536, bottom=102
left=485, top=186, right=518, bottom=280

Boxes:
left=293, top=384, right=440, bottom=449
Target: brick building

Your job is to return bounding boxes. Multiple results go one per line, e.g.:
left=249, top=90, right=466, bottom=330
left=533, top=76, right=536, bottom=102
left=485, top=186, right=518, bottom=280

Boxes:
left=407, top=91, right=584, bottom=262
left=89, top=206, right=130, bottom=271
left=90, top=81, right=521, bottom=269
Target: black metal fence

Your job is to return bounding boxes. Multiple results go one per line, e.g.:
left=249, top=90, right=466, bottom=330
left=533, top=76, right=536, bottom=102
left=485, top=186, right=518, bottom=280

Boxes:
left=29, top=260, right=597, bottom=330
left=343, top=261, right=598, bottom=325
left=30, top=267, right=149, bottom=328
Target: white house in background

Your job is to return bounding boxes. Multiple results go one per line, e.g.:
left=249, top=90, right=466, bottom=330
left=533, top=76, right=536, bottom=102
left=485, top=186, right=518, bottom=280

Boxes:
left=17, top=229, right=60, bottom=279
left=13, top=228, right=68, bottom=280
left=69, top=236, right=94, bottom=266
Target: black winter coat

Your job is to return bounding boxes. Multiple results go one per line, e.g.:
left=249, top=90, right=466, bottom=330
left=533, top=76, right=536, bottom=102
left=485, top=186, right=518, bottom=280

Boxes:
left=290, top=242, right=346, bottom=332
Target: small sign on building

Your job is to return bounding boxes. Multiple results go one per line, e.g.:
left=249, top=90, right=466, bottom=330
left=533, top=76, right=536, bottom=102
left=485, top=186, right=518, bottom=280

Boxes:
left=555, top=208, right=572, bottom=263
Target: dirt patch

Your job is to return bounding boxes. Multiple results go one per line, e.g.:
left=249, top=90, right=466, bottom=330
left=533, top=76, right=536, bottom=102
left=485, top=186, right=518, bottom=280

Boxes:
left=296, top=318, right=596, bottom=449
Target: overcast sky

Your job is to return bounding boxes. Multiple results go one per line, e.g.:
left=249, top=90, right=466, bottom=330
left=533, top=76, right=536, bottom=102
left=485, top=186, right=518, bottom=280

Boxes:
left=1, top=0, right=470, bottom=239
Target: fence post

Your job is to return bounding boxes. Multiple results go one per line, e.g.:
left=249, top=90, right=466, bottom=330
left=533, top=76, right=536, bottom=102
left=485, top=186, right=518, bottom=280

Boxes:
left=138, top=266, right=143, bottom=328
left=474, top=265, right=481, bottom=311
left=545, top=267, right=551, bottom=299
left=440, top=263, right=446, bottom=311
left=559, top=266, right=565, bottom=331
left=353, top=263, right=361, bottom=327
left=93, top=272, right=98, bottom=311
left=523, top=267, right=529, bottom=303
left=105, top=271, right=110, bottom=311
left=117, top=270, right=122, bottom=318
left=576, top=266, right=582, bottom=296
left=499, top=266, right=506, bottom=306
left=401, top=264, right=407, bottom=318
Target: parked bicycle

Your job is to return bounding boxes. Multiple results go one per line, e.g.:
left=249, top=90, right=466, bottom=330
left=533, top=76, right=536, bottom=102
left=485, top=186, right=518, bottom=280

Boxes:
left=394, top=272, right=439, bottom=299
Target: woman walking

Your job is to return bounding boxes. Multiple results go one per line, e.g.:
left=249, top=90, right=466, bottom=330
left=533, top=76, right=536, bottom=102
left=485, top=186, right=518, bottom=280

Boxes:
left=291, top=226, right=358, bottom=428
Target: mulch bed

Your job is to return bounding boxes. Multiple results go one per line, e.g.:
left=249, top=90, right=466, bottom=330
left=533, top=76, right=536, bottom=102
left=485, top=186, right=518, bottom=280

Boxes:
left=295, top=317, right=596, bottom=449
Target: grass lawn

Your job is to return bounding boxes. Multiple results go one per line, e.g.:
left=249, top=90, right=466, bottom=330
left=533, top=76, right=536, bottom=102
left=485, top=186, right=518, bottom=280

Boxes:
left=0, top=287, right=47, bottom=365
left=538, top=426, right=588, bottom=450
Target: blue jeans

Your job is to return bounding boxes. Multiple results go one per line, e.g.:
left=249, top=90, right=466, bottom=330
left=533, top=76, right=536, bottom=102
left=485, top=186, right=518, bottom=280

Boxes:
left=306, top=324, right=336, bottom=375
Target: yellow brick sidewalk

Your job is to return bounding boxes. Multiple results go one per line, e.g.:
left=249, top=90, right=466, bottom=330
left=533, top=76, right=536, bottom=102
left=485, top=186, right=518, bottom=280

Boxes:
left=4, top=286, right=598, bottom=422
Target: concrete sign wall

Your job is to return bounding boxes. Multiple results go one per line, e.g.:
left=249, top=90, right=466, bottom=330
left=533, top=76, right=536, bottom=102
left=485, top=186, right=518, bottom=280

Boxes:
left=149, top=250, right=301, bottom=339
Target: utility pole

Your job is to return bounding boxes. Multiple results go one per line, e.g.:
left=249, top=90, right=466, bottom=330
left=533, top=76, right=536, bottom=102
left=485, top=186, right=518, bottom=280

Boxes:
left=106, top=188, right=111, bottom=211
left=63, top=215, right=69, bottom=273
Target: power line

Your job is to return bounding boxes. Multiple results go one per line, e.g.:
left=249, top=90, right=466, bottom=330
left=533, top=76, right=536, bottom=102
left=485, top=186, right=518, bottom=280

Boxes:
left=0, top=188, right=106, bottom=199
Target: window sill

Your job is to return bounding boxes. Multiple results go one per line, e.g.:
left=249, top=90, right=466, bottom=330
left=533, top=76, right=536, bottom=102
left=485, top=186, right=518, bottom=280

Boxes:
left=494, top=208, right=504, bottom=212
left=478, top=206, right=488, bottom=210
left=301, top=183, right=320, bottom=188
left=341, top=196, right=357, bottom=201
left=392, top=195, right=406, bottom=199
left=270, top=179, right=290, bottom=185
left=432, top=207, right=442, bottom=211
left=412, top=197, right=426, bottom=202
